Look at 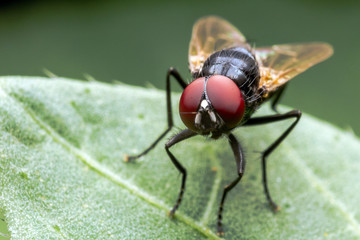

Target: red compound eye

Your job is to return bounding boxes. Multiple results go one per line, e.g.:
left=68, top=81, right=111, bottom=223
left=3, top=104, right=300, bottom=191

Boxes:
left=179, top=77, right=205, bottom=131
left=206, top=75, right=245, bottom=129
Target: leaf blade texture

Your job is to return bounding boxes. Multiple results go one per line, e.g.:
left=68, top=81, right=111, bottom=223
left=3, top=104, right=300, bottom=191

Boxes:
left=0, top=76, right=359, bottom=239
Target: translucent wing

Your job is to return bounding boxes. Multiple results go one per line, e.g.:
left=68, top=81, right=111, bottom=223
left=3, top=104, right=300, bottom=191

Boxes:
left=189, top=16, right=248, bottom=75
left=255, top=42, right=333, bottom=95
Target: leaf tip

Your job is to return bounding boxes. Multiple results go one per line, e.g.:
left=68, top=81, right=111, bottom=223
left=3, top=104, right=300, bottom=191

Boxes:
left=83, top=73, right=97, bottom=82
left=42, top=68, right=58, bottom=78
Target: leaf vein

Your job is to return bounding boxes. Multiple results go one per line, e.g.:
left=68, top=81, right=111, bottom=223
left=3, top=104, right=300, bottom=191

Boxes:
left=5, top=90, right=221, bottom=239
left=284, top=141, right=360, bottom=236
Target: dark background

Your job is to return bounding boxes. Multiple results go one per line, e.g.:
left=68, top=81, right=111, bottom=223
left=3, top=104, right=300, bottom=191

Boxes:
left=0, top=0, right=359, bottom=136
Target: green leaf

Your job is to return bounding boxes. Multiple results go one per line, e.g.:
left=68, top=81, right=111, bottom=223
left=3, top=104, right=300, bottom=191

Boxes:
left=0, top=76, right=359, bottom=239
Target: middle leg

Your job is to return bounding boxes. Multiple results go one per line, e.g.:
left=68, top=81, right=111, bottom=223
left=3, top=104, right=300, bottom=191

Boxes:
left=244, top=110, right=301, bottom=211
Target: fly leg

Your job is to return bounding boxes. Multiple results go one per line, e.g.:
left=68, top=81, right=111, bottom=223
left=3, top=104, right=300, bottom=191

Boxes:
left=165, top=129, right=198, bottom=216
left=244, top=110, right=301, bottom=212
left=124, top=67, right=187, bottom=161
left=270, top=84, right=287, bottom=113
left=217, top=133, right=245, bottom=236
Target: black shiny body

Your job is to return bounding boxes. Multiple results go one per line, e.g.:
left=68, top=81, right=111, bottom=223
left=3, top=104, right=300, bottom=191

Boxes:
left=199, top=47, right=260, bottom=104
left=196, top=47, right=261, bottom=125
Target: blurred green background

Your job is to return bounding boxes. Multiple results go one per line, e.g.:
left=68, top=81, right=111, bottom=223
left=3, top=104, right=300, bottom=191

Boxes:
left=0, top=0, right=359, bottom=138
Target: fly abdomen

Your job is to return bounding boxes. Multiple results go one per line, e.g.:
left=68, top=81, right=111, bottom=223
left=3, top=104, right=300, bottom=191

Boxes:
left=200, top=47, right=260, bottom=100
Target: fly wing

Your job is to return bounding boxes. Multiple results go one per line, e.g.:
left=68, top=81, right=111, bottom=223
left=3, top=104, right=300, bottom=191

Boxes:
left=255, top=42, right=333, bottom=95
left=189, top=16, right=249, bottom=75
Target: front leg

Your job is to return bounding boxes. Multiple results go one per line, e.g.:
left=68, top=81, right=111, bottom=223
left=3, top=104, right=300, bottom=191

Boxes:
left=165, top=129, right=197, bottom=216
left=124, top=67, right=187, bottom=161
left=217, top=133, right=245, bottom=236
left=244, top=110, right=301, bottom=211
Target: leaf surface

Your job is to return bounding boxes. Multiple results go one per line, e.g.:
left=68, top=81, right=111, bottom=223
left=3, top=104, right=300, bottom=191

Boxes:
left=0, top=76, right=359, bottom=239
